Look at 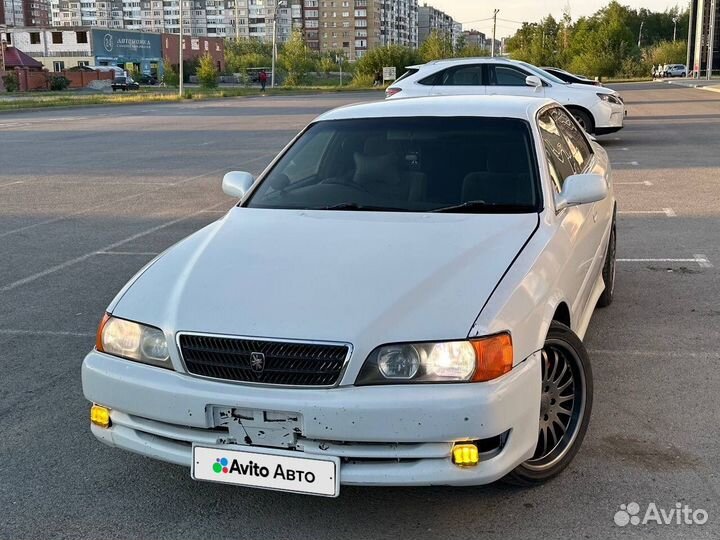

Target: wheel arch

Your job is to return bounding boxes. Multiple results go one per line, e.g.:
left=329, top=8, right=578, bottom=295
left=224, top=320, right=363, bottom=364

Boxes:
left=551, top=302, right=571, bottom=330
left=565, top=104, right=596, bottom=132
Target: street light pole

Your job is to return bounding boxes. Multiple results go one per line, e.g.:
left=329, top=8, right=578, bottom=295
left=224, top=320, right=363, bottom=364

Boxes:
left=707, top=0, right=717, bottom=80
left=235, top=0, right=240, bottom=40
left=637, top=20, right=644, bottom=48
left=178, top=0, right=184, bottom=96
left=673, top=16, right=678, bottom=42
left=271, top=9, right=277, bottom=88
left=491, top=9, right=499, bottom=58
left=271, top=0, right=287, bottom=88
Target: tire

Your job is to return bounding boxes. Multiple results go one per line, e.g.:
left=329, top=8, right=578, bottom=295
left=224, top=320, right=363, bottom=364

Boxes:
left=597, top=215, right=616, bottom=308
left=568, top=108, right=595, bottom=134
left=504, top=322, right=593, bottom=486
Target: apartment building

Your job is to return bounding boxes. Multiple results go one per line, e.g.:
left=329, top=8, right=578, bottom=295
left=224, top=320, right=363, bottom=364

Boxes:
left=47, top=0, right=296, bottom=40
left=417, top=2, right=459, bottom=46
left=302, top=0, right=415, bottom=61
left=1, top=0, right=50, bottom=26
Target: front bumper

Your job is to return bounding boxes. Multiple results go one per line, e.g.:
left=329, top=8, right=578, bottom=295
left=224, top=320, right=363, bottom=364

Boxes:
left=590, top=99, right=625, bottom=130
left=82, top=350, right=541, bottom=486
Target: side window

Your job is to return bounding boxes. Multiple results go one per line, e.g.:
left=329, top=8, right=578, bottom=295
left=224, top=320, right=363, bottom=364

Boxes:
left=491, top=65, right=530, bottom=86
left=537, top=109, right=576, bottom=191
left=549, top=108, right=593, bottom=173
left=437, top=65, right=484, bottom=86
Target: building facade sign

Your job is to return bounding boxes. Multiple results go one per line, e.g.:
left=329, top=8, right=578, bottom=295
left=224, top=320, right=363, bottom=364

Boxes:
left=91, top=29, right=161, bottom=61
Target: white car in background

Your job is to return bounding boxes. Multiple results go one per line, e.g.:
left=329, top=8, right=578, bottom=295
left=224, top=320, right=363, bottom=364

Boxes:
left=663, top=64, right=687, bottom=78
left=386, top=58, right=626, bottom=135
left=82, top=95, right=616, bottom=496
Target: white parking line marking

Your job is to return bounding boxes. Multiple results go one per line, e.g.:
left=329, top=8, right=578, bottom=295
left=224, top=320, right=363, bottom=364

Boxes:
left=0, top=201, right=227, bottom=294
left=0, top=181, right=24, bottom=188
left=588, top=349, right=714, bottom=359
left=695, top=254, right=713, bottom=268
left=97, top=251, right=160, bottom=256
left=613, top=161, right=640, bottom=166
left=619, top=208, right=675, bottom=216
left=618, top=208, right=676, bottom=217
left=618, top=256, right=712, bottom=267
left=616, top=181, right=653, bottom=186
left=0, top=329, right=94, bottom=338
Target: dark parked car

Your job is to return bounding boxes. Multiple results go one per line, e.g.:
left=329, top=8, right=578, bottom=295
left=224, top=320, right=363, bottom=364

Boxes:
left=541, top=67, right=602, bottom=86
left=111, top=76, right=140, bottom=92
left=138, top=74, right=158, bottom=85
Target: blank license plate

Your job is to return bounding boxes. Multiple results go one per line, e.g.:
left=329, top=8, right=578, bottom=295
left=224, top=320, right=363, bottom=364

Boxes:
left=192, top=445, right=340, bottom=497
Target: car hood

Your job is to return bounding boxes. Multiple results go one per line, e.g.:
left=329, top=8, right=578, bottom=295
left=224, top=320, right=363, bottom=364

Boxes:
left=112, top=208, right=538, bottom=349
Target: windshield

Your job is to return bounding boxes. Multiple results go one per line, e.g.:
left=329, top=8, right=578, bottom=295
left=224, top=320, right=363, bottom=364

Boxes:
left=245, top=117, right=541, bottom=213
left=518, top=62, right=568, bottom=85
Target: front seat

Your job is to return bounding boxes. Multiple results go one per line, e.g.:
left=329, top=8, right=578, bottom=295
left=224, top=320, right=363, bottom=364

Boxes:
left=461, top=148, right=532, bottom=205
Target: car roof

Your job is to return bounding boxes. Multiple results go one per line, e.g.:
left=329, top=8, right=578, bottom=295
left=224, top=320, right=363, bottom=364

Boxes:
left=407, top=57, right=517, bottom=70
left=314, top=95, right=556, bottom=123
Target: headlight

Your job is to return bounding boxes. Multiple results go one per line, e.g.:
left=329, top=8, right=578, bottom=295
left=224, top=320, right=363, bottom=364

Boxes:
left=96, top=314, right=171, bottom=368
left=597, top=93, right=622, bottom=105
left=356, top=333, right=513, bottom=385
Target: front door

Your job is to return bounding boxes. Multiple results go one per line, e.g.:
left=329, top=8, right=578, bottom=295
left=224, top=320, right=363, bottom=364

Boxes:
left=487, top=63, right=545, bottom=98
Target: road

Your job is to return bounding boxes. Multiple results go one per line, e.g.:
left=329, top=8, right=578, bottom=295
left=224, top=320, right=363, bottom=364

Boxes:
left=1, top=85, right=719, bottom=539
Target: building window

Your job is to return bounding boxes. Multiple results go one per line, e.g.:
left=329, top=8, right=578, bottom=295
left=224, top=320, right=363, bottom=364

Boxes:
left=76, top=31, right=88, bottom=43
left=53, top=61, right=66, bottom=71
left=30, top=32, right=41, bottom=44
left=52, top=32, right=63, bottom=44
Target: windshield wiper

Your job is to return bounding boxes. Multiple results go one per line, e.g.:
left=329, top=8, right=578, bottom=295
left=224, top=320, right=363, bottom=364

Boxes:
left=432, top=201, right=537, bottom=214
left=317, top=203, right=409, bottom=212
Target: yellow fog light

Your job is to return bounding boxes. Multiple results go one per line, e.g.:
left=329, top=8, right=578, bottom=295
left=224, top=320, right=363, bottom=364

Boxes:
left=90, top=404, right=111, bottom=428
left=452, top=444, right=479, bottom=467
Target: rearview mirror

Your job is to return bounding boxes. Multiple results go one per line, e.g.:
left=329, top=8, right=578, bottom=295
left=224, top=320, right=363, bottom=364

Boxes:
left=525, top=75, right=543, bottom=91
left=222, top=171, right=255, bottom=199
left=555, top=173, right=608, bottom=212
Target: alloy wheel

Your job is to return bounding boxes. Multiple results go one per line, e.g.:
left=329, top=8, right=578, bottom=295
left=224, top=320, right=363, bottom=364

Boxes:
left=524, top=339, right=587, bottom=471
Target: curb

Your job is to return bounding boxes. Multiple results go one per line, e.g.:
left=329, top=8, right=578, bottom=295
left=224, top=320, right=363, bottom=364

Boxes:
left=664, top=79, right=720, bottom=93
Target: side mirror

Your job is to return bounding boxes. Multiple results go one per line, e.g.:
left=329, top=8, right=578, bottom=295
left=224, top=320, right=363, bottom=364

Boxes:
left=555, top=173, right=608, bottom=212
left=222, top=171, right=255, bottom=199
left=525, top=75, right=543, bottom=91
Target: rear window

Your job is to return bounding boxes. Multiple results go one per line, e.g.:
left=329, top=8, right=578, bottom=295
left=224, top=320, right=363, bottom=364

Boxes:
left=393, top=68, right=418, bottom=83
left=245, top=117, right=541, bottom=213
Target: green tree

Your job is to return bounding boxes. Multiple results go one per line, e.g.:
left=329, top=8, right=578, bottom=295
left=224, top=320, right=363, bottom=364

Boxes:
left=224, top=38, right=272, bottom=73
left=279, top=30, right=314, bottom=86
left=162, top=59, right=179, bottom=86
left=317, top=55, right=336, bottom=77
left=197, top=54, right=219, bottom=88
left=419, top=30, right=454, bottom=62
left=505, top=0, right=688, bottom=78
left=354, top=44, right=422, bottom=80
left=646, top=40, right=687, bottom=66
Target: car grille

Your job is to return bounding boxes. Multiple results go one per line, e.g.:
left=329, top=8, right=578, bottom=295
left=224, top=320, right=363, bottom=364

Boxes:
left=178, top=334, right=350, bottom=387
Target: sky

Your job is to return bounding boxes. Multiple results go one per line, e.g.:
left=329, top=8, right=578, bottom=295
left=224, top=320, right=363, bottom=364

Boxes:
left=427, top=0, right=685, bottom=38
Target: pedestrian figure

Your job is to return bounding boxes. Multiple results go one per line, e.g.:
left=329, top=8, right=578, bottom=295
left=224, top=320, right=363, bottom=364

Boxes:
left=259, top=69, right=268, bottom=91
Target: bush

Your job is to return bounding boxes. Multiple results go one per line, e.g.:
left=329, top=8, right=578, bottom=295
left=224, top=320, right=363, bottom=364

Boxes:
left=162, top=60, right=179, bottom=86
left=354, top=45, right=422, bottom=79
left=49, top=75, right=71, bottom=91
left=2, top=73, right=19, bottom=92
left=197, top=54, right=219, bottom=88
left=350, top=73, right=375, bottom=88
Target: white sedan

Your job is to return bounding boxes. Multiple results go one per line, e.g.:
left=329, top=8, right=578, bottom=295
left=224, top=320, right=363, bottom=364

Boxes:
left=82, top=95, right=616, bottom=496
left=386, top=58, right=626, bottom=135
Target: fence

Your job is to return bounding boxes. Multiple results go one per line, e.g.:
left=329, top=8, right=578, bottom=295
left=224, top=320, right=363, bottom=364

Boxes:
left=0, top=68, right=114, bottom=92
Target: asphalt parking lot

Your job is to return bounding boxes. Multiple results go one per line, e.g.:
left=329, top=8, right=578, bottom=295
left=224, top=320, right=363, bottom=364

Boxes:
left=1, top=84, right=719, bottom=539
